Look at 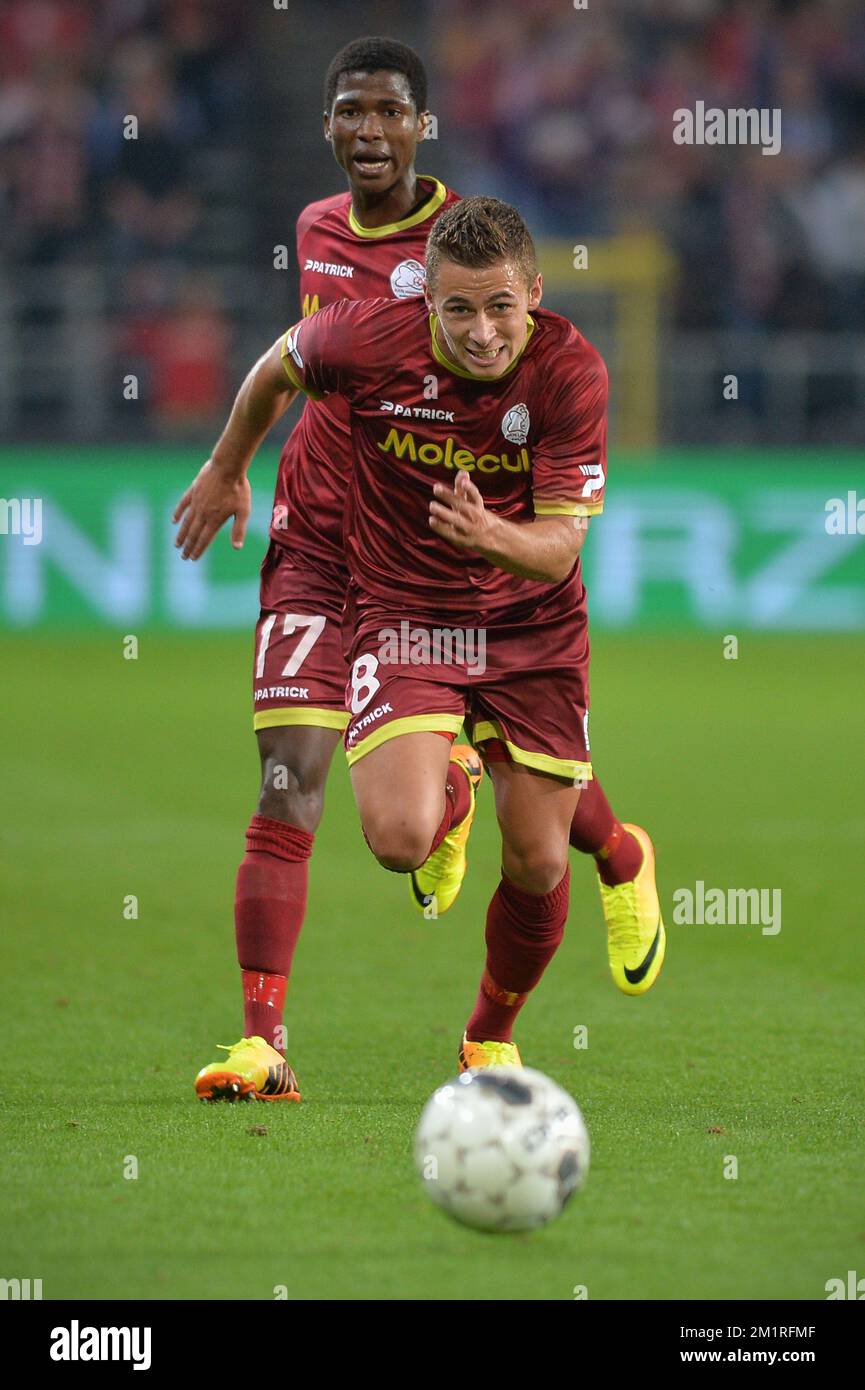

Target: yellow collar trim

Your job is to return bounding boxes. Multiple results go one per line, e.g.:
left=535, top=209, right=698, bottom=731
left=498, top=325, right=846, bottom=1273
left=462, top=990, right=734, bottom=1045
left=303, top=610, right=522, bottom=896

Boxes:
left=348, top=176, right=447, bottom=239
left=428, top=313, right=536, bottom=382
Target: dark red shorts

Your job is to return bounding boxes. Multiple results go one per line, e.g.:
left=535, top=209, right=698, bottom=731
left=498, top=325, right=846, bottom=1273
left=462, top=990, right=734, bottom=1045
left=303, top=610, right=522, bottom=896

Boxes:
left=342, top=587, right=592, bottom=784
left=252, top=542, right=350, bottom=734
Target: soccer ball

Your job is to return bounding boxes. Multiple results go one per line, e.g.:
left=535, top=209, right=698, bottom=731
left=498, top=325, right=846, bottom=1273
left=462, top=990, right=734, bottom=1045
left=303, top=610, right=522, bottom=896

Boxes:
left=414, top=1067, right=590, bottom=1233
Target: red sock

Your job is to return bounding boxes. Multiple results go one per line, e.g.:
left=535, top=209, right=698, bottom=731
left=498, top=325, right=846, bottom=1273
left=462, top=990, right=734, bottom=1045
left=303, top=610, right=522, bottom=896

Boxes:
left=241, top=969, right=287, bottom=1052
left=466, top=870, right=569, bottom=1043
left=235, top=815, right=313, bottom=1053
left=425, top=755, right=473, bottom=858
left=568, top=777, right=643, bottom=886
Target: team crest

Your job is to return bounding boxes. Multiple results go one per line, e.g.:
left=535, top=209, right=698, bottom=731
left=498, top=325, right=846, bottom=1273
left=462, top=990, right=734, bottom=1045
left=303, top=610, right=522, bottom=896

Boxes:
left=501, top=403, right=530, bottom=444
left=390, top=259, right=426, bottom=299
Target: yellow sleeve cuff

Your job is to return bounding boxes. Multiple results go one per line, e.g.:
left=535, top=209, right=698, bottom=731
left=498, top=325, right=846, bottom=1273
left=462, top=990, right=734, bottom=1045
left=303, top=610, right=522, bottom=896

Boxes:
left=533, top=500, right=604, bottom=518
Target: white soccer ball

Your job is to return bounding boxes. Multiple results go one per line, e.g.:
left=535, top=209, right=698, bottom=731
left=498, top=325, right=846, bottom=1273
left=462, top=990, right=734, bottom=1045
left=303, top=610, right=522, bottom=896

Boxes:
left=414, top=1066, right=590, bottom=1233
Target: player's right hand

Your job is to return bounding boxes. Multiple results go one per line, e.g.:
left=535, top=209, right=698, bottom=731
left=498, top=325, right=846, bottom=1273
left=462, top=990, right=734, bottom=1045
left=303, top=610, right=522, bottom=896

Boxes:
left=173, top=459, right=252, bottom=561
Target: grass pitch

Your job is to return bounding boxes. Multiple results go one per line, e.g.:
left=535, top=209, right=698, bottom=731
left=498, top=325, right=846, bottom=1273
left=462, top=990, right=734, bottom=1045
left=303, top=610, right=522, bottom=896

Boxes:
left=2, top=631, right=863, bottom=1300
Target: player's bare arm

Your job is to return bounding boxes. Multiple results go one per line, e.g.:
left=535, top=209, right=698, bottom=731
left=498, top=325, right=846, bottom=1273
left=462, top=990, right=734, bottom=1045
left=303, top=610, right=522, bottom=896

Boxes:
left=173, top=338, right=298, bottom=561
left=429, top=470, right=588, bottom=583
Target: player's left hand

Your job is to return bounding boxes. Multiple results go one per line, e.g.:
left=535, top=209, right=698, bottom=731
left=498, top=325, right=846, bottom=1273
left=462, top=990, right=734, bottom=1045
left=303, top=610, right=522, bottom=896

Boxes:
left=429, top=472, right=494, bottom=553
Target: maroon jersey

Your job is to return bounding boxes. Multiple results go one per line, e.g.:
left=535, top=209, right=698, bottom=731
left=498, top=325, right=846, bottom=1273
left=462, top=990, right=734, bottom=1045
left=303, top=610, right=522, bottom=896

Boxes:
left=271, top=176, right=459, bottom=574
left=279, top=297, right=607, bottom=625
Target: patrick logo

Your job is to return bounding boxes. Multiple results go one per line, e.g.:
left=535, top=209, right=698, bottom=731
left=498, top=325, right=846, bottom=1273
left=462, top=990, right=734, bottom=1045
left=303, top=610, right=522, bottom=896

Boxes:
left=390, top=259, right=426, bottom=299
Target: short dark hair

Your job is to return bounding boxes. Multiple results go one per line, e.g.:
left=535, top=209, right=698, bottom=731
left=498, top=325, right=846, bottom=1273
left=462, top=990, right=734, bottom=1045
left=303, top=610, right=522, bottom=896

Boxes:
left=425, top=196, right=539, bottom=290
left=324, top=37, right=428, bottom=114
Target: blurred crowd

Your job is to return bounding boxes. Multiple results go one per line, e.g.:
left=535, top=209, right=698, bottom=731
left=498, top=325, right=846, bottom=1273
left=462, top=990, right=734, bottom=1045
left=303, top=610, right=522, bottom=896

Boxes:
left=1, top=0, right=863, bottom=439
left=0, top=0, right=249, bottom=432
left=0, top=0, right=249, bottom=263
left=432, top=0, right=865, bottom=330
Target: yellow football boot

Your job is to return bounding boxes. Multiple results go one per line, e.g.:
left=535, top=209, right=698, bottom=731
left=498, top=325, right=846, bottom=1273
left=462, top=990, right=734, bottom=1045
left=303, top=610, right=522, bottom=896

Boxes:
left=459, top=1034, right=523, bottom=1072
left=599, top=823, right=666, bottom=995
left=194, top=1035, right=300, bottom=1103
left=409, top=745, right=484, bottom=917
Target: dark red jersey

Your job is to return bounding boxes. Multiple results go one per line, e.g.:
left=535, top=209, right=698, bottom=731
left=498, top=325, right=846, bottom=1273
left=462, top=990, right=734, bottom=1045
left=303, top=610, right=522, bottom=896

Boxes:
left=279, top=297, right=607, bottom=625
left=271, top=175, right=459, bottom=574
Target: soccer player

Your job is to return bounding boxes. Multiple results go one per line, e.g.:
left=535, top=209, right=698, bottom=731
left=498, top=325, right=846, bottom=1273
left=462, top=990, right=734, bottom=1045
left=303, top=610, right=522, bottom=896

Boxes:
left=175, top=196, right=666, bottom=1090
left=184, top=38, right=458, bottom=1101
left=185, top=37, right=659, bottom=1102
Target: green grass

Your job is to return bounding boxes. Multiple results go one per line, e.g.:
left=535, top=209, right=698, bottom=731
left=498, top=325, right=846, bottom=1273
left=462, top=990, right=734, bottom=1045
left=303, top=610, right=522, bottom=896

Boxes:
left=2, top=631, right=863, bottom=1300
